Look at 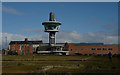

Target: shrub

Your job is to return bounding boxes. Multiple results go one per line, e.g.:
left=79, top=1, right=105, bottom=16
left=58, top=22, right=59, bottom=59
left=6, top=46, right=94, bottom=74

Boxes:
left=8, top=50, right=18, bottom=55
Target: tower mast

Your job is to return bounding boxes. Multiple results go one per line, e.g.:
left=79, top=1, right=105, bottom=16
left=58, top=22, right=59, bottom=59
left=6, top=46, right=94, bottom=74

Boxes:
left=5, top=36, right=7, bottom=49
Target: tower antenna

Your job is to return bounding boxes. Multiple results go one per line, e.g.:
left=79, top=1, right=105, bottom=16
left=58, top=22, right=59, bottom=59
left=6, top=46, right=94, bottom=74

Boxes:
left=5, top=36, right=7, bottom=49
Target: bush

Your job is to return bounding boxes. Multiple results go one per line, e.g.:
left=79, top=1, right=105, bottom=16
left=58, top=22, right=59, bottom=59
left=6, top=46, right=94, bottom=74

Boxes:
left=74, top=52, right=80, bottom=55
left=8, top=50, right=13, bottom=55
left=112, top=54, right=117, bottom=57
left=8, top=50, right=18, bottom=55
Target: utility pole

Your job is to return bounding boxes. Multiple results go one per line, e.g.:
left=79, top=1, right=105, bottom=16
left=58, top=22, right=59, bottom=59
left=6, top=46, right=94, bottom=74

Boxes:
left=5, top=36, right=7, bottom=49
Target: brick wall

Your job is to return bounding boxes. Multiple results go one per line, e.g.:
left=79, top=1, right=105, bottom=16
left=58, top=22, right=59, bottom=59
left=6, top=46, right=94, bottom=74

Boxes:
left=9, top=44, right=33, bottom=55
left=68, top=43, right=119, bottom=56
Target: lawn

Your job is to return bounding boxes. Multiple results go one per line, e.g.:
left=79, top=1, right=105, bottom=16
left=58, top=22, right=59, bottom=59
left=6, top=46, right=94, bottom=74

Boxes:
left=2, top=55, right=120, bottom=75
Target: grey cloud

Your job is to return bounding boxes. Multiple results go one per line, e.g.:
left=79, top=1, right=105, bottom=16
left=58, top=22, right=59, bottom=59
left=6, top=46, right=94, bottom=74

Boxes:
left=56, top=30, right=118, bottom=44
left=2, top=6, right=23, bottom=15
left=1, top=30, right=118, bottom=49
left=24, top=29, right=44, bottom=33
left=28, top=33, right=48, bottom=42
left=90, top=18, right=100, bottom=24
left=1, top=33, right=25, bottom=49
left=103, top=23, right=118, bottom=29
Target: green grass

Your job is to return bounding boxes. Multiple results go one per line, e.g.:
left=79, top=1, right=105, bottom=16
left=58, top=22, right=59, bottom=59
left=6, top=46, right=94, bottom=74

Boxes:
left=2, top=55, right=89, bottom=61
left=2, top=55, right=120, bottom=74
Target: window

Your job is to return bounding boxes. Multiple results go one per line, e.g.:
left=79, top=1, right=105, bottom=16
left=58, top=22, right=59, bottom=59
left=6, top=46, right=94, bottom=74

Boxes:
left=26, top=50, right=29, bottom=53
left=108, top=48, right=112, bottom=50
left=113, top=54, right=117, bottom=57
left=65, top=47, right=68, bottom=51
left=45, top=27, right=48, bottom=30
left=48, top=26, right=56, bottom=30
left=89, top=54, right=93, bottom=56
left=97, top=54, right=102, bottom=56
left=103, top=54, right=108, bottom=56
left=45, top=26, right=48, bottom=30
left=38, top=48, right=40, bottom=51
left=57, top=48, right=59, bottom=50
left=71, top=49, right=72, bottom=51
left=91, top=48, right=96, bottom=50
left=22, top=45, right=23, bottom=48
left=57, top=27, right=59, bottom=30
left=28, top=45, right=29, bottom=48
left=97, top=48, right=101, bottom=50
left=75, top=52, right=79, bottom=55
left=25, top=50, right=26, bottom=54
left=84, top=54, right=88, bottom=56
left=103, top=48, right=107, bottom=50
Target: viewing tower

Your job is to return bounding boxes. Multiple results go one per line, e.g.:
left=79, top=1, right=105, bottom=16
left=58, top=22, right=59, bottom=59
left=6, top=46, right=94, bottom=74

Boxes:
left=42, top=12, right=61, bottom=46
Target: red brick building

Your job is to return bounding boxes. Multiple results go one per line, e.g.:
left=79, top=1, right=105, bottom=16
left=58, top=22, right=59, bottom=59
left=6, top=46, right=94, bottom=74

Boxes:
left=9, top=39, right=120, bottom=56
left=66, top=43, right=120, bottom=56
left=9, top=38, right=42, bottom=55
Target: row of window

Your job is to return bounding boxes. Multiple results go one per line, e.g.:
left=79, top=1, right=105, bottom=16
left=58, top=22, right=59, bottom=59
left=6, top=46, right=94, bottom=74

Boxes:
left=74, top=53, right=113, bottom=56
left=45, top=26, right=59, bottom=30
left=18, top=50, right=30, bottom=55
left=19, top=45, right=29, bottom=48
left=83, top=54, right=108, bottom=56
left=74, top=53, right=119, bottom=56
left=92, top=48, right=112, bottom=50
left=71, top=48, right=113, bottom=51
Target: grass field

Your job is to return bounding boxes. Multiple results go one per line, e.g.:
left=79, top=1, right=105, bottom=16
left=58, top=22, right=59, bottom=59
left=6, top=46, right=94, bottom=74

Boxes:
left=2, top=55, right=120, bottom=74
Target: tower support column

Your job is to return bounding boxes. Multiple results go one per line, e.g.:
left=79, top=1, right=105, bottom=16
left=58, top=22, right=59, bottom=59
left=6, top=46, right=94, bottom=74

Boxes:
left=49, top=32, right=56, bottom=46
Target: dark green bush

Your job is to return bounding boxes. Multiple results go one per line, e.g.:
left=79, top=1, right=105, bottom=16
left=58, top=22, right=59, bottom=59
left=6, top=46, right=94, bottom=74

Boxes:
left=8, top=50, right=18, bottom=55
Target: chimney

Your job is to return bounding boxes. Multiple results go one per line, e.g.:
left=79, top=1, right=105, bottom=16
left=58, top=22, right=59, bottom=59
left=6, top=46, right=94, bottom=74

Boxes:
left=25, top=38, right=28, bottom=42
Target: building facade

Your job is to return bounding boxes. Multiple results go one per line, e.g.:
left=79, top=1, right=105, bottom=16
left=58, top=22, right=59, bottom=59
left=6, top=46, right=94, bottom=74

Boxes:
left=66, top=43, right=120, bottom=56
left=9, top=38, right=42, bottom=55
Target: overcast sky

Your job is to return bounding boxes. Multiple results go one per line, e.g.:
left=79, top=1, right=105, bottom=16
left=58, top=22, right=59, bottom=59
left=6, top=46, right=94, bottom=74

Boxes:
left=1, top=2, right=119, bottom=49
